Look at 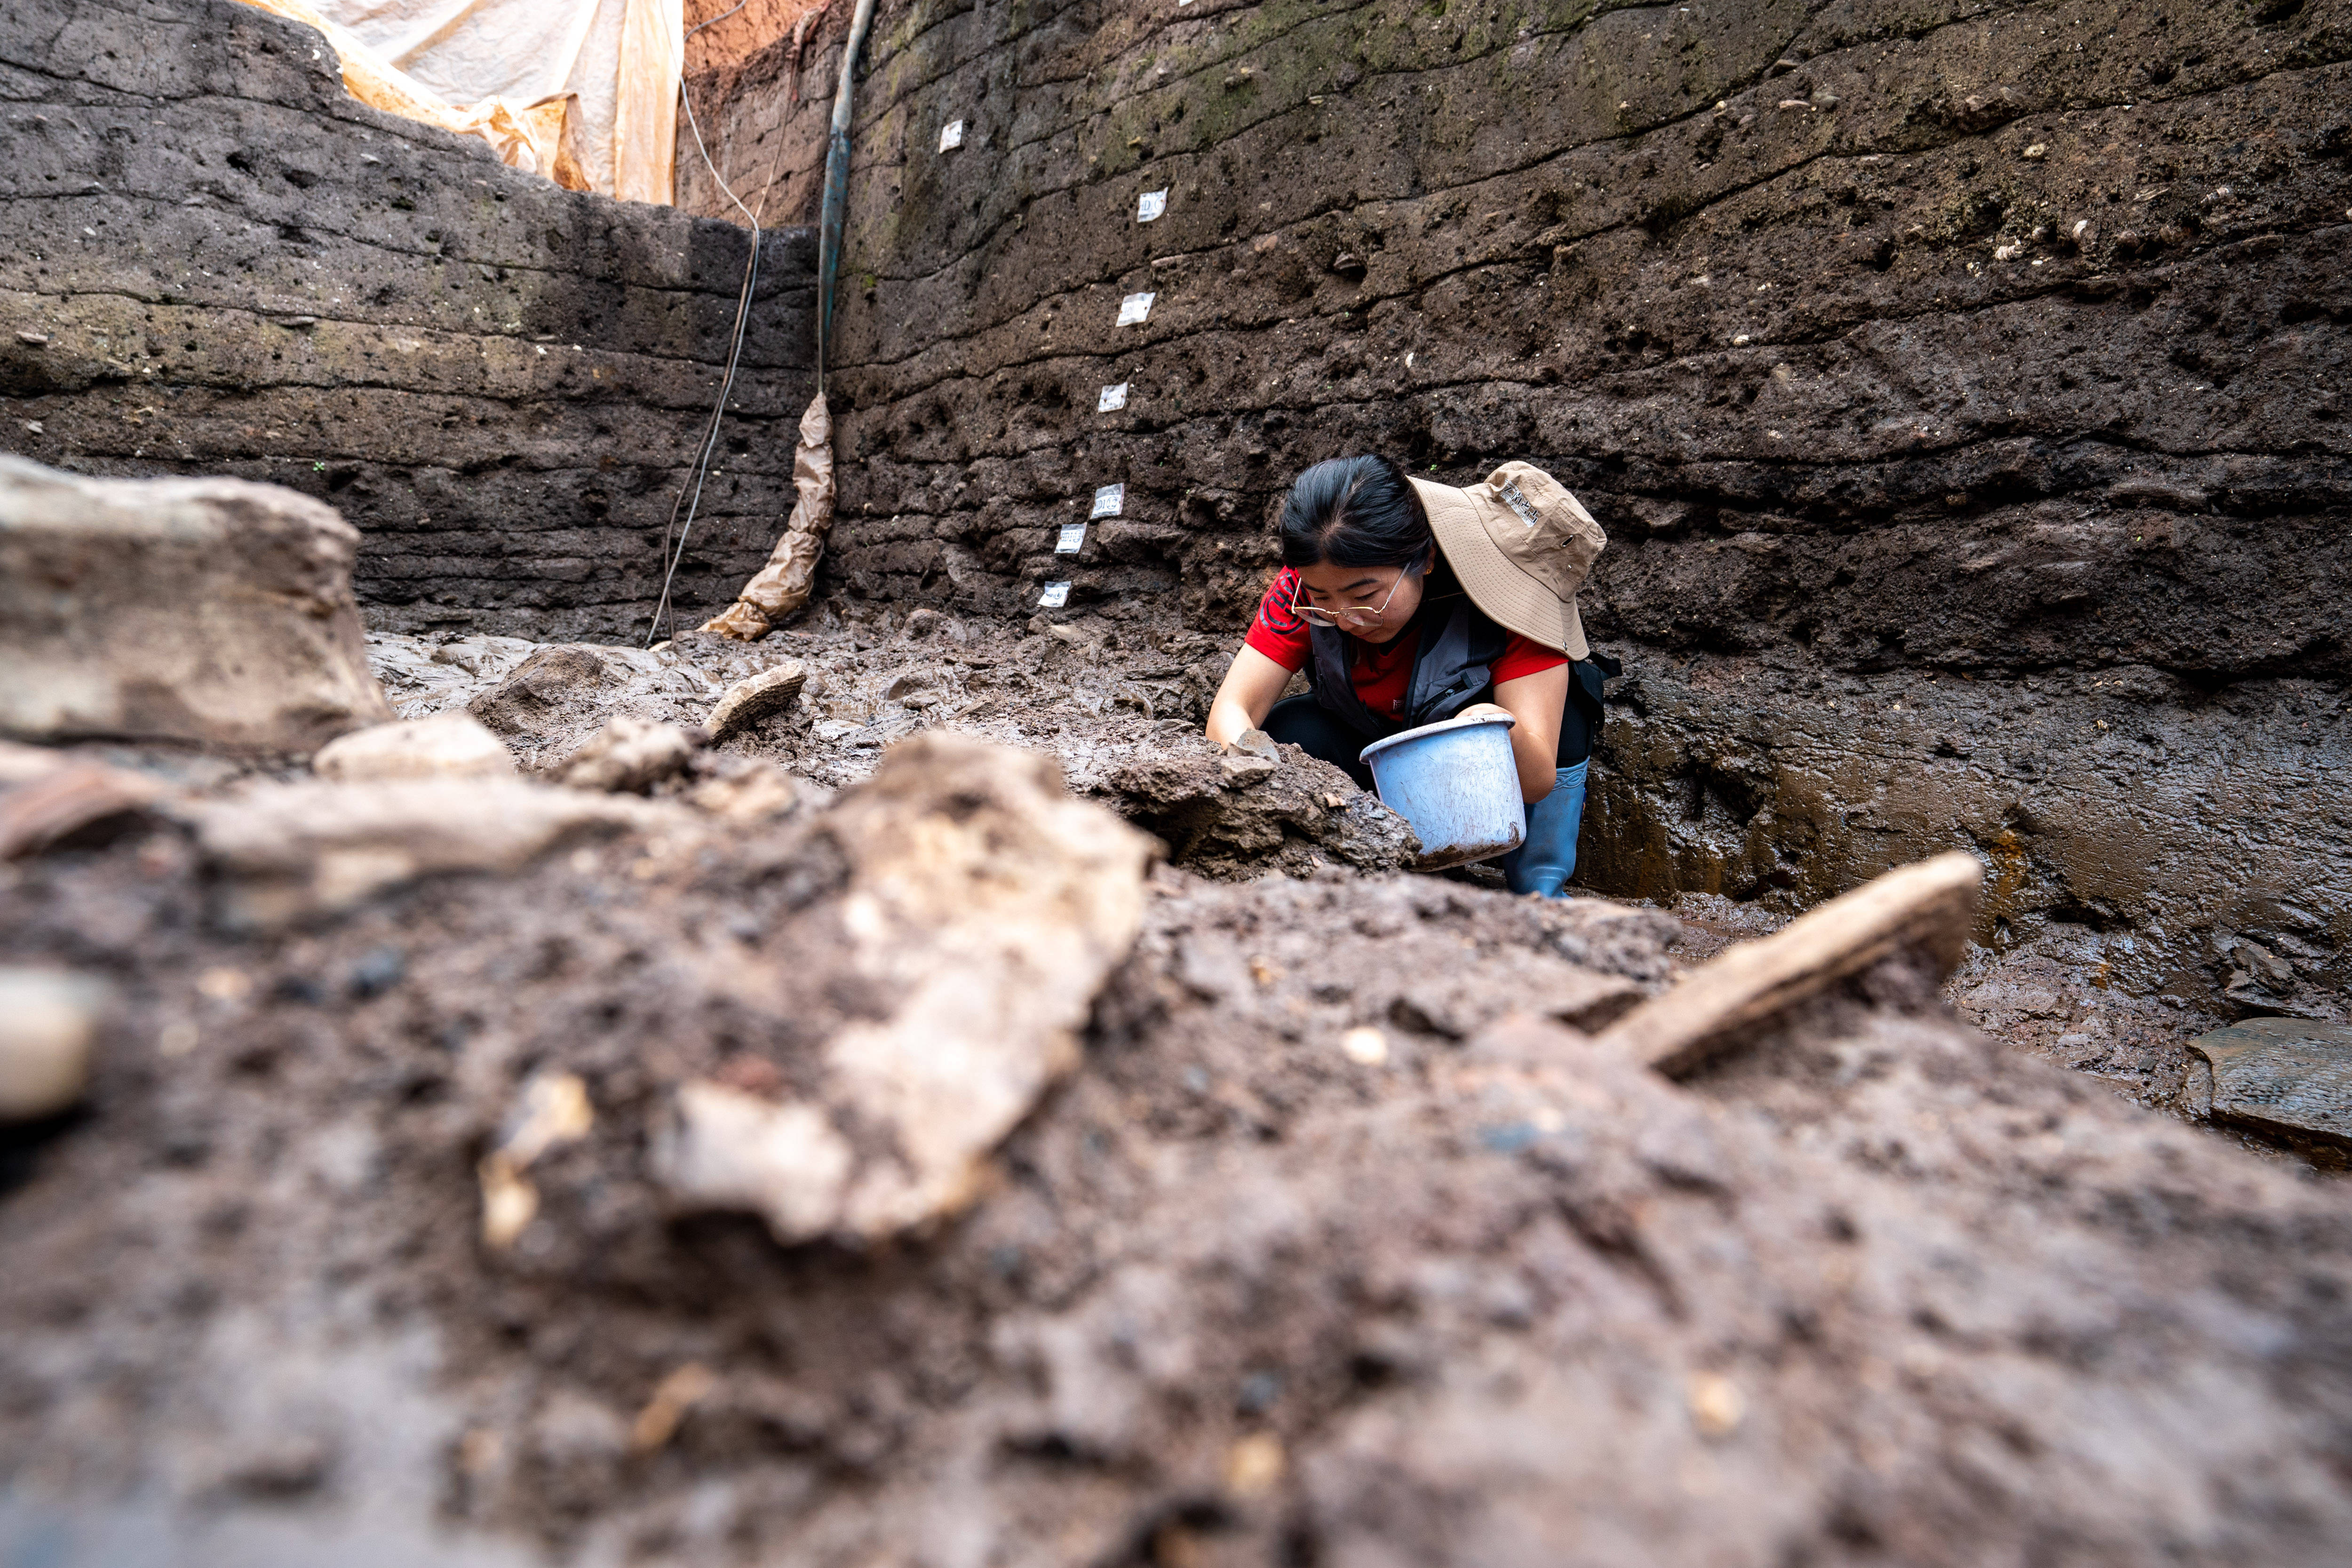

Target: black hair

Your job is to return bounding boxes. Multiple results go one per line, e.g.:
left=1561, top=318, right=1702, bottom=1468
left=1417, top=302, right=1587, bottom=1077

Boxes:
left=1277, top=455, right=1433, bottom=572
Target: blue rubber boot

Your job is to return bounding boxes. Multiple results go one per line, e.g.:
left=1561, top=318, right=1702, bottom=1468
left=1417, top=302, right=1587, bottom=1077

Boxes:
left=1498, top=760, right=1589, bottom=898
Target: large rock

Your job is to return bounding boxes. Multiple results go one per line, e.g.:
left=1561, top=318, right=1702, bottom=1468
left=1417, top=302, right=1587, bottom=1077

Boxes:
left=655, top=732, right=1158, bottom=1244
left=310, top=712, right=517, bottom=782
left=1103, top=738, right=1417, bottom=878
left=2187, top=1018, right=2352, bottom=1153
left=186, top=777, right=673, bottom=929
left=466, top=643, right=720, bottom=769
left=0, top=455, right=390, bottom=751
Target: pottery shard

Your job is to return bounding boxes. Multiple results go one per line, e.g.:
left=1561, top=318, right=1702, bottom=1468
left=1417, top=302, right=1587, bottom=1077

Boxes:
left=0, top=454, right=391, bottom=751
left=655, top=733, right=1156, bottom=1245
left=707, top=661, right=809, bottom=740
left=1219, top=753, right=1277, bottom=787
left=312, top=712, right=518, bottom=782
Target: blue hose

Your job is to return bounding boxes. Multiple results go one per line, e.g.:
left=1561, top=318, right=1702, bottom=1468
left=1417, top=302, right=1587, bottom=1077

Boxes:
left=817, top=0, right=880, bottom=392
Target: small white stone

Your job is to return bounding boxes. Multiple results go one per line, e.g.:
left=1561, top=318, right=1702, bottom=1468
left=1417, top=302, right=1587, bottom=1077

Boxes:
left=0, top=969, right=105, bottom=1121
left=938, top=120, right=965, bottom=152
left=1687, top=1373, right=1745, bottom=1438
left=313, top=712, right=516, bottom=782
left=1340, top=1027, right=1390, bottom=1066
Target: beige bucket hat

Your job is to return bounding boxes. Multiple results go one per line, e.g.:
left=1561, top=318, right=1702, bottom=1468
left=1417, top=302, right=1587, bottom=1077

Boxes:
left=1408, top=462, right=1606, bottom=659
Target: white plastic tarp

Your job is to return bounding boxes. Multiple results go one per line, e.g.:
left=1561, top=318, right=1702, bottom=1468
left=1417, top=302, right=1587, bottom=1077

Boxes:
left=238, top=0, right=681, bottom=204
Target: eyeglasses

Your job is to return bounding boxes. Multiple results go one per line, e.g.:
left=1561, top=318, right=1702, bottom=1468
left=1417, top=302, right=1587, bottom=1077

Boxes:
left=1289, top=568, right=1412, bottom=629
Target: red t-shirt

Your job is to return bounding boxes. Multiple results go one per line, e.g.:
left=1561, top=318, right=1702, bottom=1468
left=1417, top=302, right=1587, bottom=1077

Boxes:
left=1244, top=567, right=1567, bottom=721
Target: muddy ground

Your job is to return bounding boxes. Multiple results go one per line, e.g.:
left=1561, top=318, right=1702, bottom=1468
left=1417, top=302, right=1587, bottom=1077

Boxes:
left=5, top=0, right=2350, bottom=1555
left=9, top=605, right=2352, bottom=1564
left=373, top=599, right=2265, bottom=1135
left=12, top=0, right=2347, bottom=1003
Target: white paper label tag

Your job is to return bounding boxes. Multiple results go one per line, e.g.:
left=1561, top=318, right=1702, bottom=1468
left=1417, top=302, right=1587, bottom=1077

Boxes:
left=1117, top=291, right=1155, bottom=326
left=1137, top=188, right=1168, bottom=223
left=1091, top=483, right=1124, bottom=518
left=1098, top=382, right=1129, bottom=412
left=1057, top=522, right=1087, bottom=554
left=1038, top=581, right=1070, bottom=609
left=939, top=120, right=965, bottom=151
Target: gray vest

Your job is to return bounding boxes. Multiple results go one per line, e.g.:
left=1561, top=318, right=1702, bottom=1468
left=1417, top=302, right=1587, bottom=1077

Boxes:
left=1305, top=593, right=1511, bottom=740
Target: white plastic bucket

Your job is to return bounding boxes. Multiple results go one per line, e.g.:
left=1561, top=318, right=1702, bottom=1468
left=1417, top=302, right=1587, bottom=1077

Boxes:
left=1358, top=712, right=1525, bottom=869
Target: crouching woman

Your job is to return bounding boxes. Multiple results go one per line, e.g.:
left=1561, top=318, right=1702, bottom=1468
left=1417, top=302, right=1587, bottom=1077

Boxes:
left=1205, top=455, right=1611, bottom=897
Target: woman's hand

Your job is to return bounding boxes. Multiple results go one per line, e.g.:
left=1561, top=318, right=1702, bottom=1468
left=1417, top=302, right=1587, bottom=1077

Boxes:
left=1454, top=701, right=1513, bottom=723
left=1206, top=644, right=1296, bottom=748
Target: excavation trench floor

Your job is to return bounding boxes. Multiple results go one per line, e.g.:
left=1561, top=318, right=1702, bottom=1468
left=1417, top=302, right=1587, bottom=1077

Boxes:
left=376, top=599, right=2272, bottom=1153
left=4, top=602, right=2348, bottom=1565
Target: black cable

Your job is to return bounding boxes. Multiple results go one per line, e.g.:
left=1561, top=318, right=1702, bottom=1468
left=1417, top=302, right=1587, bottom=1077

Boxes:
left=646, top=0, right=765, bottom=646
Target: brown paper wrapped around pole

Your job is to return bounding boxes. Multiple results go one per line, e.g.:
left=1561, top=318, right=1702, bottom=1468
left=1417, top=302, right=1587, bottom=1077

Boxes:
left=701, top=393, right=834, bottom=640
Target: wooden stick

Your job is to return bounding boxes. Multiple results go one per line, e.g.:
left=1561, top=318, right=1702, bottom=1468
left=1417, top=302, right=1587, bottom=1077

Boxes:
left=1597, top=852, right=1985, bottom=1078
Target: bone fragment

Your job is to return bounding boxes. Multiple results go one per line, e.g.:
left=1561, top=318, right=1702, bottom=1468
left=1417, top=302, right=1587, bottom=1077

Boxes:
left=707, top=661, right=809, bottom=740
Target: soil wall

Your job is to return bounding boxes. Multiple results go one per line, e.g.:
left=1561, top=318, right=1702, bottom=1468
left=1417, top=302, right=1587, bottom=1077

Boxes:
left=673, top=0, right=860, bottom=226
left=686, top=0, right=2352, bottom=1014
left=0, top=0, right=819, bottom=641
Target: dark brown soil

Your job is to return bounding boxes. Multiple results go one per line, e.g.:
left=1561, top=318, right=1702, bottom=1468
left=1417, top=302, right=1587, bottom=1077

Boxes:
left=375, top=599, right=2323, bottom=1148
left=7, top=767, right=2352, bottom=1564
left=701, top=0, right=2352, bottom=1022
left=6, top=0, right=2352, bottom=1558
